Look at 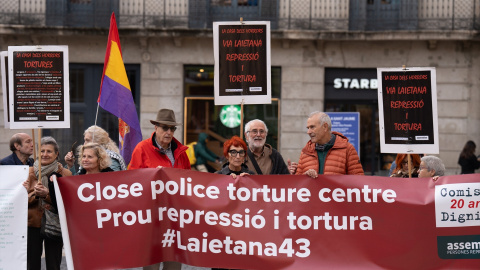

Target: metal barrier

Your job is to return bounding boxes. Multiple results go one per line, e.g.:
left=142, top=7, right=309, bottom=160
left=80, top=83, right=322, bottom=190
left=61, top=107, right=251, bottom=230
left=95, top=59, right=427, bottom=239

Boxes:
left=0, top=0, right=478, bottom=31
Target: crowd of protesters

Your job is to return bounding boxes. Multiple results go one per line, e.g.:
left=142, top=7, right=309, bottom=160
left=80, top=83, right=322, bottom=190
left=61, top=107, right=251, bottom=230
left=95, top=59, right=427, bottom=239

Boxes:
left=4, top=108, right=474, bottom=270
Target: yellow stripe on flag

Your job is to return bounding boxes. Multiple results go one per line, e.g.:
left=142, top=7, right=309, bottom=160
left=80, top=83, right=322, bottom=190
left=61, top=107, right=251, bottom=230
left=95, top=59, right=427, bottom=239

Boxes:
left=105, top=41, right=131, bottom=91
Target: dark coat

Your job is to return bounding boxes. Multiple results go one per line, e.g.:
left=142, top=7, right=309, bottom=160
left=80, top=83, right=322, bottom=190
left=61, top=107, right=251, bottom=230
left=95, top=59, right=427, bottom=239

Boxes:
left=215, top=162, right=255, bottom=175
left=246, top=144, right=289, bottom=175
left=0, top=153, right=34, bottom=166
left=458, top=155, right=480, bottom=174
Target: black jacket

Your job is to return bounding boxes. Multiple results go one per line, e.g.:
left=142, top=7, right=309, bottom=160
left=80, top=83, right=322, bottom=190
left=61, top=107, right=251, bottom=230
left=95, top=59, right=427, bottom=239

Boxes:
left=215, top=162, right=255, bottom=175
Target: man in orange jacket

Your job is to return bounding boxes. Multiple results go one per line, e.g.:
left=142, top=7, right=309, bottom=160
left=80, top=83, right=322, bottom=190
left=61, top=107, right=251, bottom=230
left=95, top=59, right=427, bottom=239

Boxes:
left=292, top=111, right=364, bottom=178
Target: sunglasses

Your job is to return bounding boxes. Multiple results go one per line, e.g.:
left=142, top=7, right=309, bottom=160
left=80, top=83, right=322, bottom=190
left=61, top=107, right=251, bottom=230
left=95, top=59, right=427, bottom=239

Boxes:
left=228, top=149, right=246, bottom=157
left=157, top=125, right=177, bottom=132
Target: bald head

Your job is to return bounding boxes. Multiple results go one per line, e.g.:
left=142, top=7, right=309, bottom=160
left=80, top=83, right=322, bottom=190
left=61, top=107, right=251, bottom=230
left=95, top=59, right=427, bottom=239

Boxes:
left=10, top=133, right=34, bottom=157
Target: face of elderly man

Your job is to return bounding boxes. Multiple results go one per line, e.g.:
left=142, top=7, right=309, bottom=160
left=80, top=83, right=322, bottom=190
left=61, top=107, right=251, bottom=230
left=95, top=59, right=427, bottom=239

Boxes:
left=16, top=133, right=34, bottom=156
left=154, top=124, right=177, bottom=149
left=246, top=120, right=267, bottom=150
left=307, top=113, right=330, bottom=145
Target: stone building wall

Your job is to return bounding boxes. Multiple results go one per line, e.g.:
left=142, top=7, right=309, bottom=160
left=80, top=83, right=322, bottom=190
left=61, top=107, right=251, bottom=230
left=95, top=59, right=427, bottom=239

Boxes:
left=0, top=32, right=479, bottom=175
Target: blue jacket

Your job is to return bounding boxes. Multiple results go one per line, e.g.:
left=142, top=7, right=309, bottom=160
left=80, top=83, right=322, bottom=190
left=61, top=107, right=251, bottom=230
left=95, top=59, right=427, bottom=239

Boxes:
left=0, top=153, right=34, bottom=166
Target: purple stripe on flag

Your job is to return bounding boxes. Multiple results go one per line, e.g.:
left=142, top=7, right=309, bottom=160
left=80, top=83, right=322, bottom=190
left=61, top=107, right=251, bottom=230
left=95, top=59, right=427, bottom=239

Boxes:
left=99, top=76, right=141, bottom=133
left=121, top=129, right=143, bottom=165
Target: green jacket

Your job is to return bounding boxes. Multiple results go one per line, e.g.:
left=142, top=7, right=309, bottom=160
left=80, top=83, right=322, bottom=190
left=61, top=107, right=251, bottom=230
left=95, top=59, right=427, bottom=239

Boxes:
left=194, top=132, right=219, bottom=165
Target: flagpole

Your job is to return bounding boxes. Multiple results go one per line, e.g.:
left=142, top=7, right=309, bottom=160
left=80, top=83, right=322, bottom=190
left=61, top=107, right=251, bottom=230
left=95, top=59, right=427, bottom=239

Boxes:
left=93, top=103, right=100, bottom=143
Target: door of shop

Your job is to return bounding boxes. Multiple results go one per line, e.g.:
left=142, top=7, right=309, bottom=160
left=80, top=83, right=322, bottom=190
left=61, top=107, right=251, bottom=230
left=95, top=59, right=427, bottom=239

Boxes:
left=325, top=68, right=394, bottom=175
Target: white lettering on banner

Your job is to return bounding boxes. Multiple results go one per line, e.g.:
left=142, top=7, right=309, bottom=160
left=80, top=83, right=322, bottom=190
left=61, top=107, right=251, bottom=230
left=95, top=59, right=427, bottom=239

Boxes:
left=151, top=178, right=220, bottom=199
left=435, top=183, right=480, bottom=227
left=96, top=209, right=152, bottom=228
left=82, top=176, right=397, bottom=235
left=318, top=185, right=396, bottom=203
left=227, top=184, right=311, bottom=202
left=175, top=231, right=311, bottom=258
left=78, top=182, right=143, bottom=202
left=333, top=78, right=377, bottom=89
left=286, top=212, right=372, bottom=230
left=158, top=207, right=266, bottom=229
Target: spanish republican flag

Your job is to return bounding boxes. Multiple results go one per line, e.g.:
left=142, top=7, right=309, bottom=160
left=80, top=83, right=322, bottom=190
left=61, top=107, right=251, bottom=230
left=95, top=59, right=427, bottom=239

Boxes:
left=98, top=13, right=142, bottom=165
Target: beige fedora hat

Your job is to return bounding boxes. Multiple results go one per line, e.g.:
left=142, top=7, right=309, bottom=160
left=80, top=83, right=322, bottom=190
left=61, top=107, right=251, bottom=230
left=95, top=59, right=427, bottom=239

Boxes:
left=150, top=109, right=182, bottom=126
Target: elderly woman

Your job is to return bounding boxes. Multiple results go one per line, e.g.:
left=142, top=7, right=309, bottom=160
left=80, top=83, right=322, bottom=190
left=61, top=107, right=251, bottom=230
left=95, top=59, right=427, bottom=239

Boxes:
left=64, top=125, right=126, bottom=174
left=215, top=136, right=254, bottom=179
left=47, top=143, right=112, bottom=225
left=418, top=156, right=445, bottom=178
left=22, top=136, right=72, bottom=270
left=390, top=154, right=421, bottom=178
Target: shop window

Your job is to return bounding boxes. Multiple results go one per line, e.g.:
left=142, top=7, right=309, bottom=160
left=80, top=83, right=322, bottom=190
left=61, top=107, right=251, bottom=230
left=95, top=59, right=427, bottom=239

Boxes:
left=184, top=65, right=281, bottom=171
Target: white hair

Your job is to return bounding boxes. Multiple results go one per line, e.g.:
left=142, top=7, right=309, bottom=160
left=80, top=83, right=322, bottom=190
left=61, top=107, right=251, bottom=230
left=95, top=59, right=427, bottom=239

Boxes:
left=309, top=111, right=331, bottom=130
left=421, top=156, right=445, bottom=176
left=245, top=119, right=268, bottom=134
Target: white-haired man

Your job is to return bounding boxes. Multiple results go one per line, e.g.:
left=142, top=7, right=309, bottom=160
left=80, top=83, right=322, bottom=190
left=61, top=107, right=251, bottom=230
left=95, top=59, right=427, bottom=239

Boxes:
left=244, top=119, right=290, bottom=175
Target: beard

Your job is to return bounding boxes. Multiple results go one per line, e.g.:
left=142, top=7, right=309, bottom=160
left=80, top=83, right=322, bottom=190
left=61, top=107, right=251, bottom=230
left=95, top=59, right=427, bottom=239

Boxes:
left=249, top=137, right=265, bottom=150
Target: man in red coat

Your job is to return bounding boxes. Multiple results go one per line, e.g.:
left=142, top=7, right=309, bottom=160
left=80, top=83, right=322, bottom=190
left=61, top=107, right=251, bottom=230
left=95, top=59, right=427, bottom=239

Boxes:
left=292, top=111, right=364, bottom=178
left=128, top=108, right=189, bottom=270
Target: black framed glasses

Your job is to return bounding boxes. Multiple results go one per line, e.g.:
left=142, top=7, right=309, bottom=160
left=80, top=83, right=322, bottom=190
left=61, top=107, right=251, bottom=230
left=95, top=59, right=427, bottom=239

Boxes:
left=228, top=149, right=246, bottom=157
left=157, top=125, right=177, bottom=132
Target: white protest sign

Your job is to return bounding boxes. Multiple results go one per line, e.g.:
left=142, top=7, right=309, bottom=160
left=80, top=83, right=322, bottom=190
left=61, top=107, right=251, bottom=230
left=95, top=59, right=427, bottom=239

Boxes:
left=8, top=45, right=70, bottom=129
left=0, top=166, right=29, bottom=269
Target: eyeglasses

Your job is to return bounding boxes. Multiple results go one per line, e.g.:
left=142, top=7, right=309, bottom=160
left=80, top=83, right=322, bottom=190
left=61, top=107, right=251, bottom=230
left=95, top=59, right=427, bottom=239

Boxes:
left=228, top=149, right=246, bottom=157
left=247, top=129, right=266, bottom=135
left=157, top=125, right=177, bottom=132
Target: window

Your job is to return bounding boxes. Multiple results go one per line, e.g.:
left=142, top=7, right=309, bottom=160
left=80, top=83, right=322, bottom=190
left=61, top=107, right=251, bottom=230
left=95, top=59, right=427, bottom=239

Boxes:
left=43, top=63, right=140, bottom=163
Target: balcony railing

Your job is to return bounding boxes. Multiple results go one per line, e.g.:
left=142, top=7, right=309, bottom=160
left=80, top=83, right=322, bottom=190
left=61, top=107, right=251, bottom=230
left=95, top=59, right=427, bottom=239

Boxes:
left=0, top=0, right=479, bottom=31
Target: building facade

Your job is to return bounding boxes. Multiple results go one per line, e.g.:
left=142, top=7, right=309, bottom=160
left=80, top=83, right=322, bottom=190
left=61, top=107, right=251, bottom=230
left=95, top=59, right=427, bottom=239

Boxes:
left=1, top=0, right=479, bottom=175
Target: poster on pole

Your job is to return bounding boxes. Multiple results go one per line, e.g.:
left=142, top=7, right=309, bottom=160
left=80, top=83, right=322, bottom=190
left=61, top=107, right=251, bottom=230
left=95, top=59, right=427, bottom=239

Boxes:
left=326, top=112, right=360, bottom=156
left=8, top=45, right=70, bottom=129
left=377, top=67, right=438, bottom=154
left=1, top=51, right=9, bottom=128
left=213, top=21, right=271, bottom=105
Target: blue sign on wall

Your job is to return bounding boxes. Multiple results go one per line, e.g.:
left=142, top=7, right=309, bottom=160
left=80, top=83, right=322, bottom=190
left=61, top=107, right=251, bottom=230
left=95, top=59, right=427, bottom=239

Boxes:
left=326, top=112, right=360, bottom=156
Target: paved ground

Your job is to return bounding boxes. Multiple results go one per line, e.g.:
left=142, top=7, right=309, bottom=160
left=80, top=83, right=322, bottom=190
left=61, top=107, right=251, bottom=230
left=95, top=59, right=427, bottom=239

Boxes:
left=40, top=253, right=211, bottom=270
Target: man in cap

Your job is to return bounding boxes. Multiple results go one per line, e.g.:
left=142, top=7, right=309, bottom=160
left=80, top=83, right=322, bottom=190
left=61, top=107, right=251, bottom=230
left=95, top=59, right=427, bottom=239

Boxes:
left=129, top=108, right=191, bottom=171
left=1, top=133, right=34, bottom=166
left=129, top=109, right=188, bottom=270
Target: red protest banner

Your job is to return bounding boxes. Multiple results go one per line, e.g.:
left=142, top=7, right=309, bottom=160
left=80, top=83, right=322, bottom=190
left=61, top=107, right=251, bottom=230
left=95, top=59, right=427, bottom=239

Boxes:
left=55, top=168, right=480, bottom=269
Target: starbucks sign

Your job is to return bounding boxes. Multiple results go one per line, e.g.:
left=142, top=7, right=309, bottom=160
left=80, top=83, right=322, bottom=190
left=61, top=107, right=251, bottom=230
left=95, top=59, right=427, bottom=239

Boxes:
left=219, top=105, right=241, bottom=128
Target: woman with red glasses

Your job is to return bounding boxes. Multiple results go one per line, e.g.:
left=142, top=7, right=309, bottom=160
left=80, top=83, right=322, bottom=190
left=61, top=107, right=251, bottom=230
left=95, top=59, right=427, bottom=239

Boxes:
left=215, top=135, right=255, bottom=179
